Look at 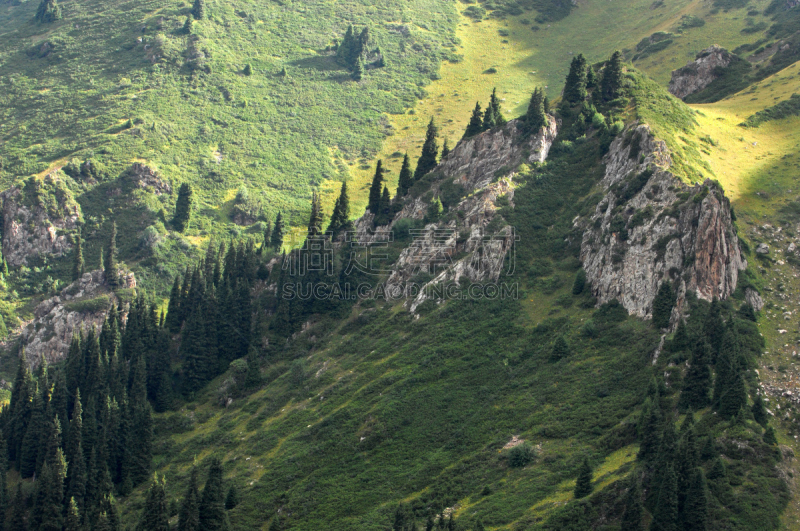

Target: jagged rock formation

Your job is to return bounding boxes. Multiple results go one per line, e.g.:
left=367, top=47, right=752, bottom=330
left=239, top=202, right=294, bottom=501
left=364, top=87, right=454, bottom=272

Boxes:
left=353, top=117, right=559, bottom=310
left=19, top=269, right=135, bottom=367
left=576, top=124, right=746, bottom=324
left=125, top=163, right=172, bottom=195
left=669, top=46, right=733, bottom=100
left=1, top=173, right=81, bottom=267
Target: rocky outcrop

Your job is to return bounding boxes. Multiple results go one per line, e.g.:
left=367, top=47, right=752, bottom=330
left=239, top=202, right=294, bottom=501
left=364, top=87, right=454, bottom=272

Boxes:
left=19, top=269, right=136, bottom=367
left=1, top=173, right=81, bottom=267
left=125, top=163, right=172, bottom=195
left=352, top=117, right=558, bottom=310
left=669, top=46, right=733, bottom=100
left=576, top=124, right=746, bottom=325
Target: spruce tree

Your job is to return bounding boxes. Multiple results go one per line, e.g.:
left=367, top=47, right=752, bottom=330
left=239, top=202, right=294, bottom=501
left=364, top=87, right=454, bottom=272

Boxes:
left=34, top=0, right=61, bottom=23
left=397, top=154, right=414, bottom=197
left=327, top=181, right=351, bottom=237
left=367, top=160, right=385, bottom=215
left=139, top=474, right=170, bottom=531
left=525, top=88, right=547, bottom=133
left=198, top=458, right=229, bottom=531
left=414, top=118, right=439, bottom=181
left=191, top=0, right=205, bottom=20
left=573, top=457, right=593, bottom=498
left=679, top=340, right=711, bottom=411
left=178, top=466, right=201, bottom=531
left=105, top=222, right=118, bottom=288
left=66, top=391, right=87, bottom=512
left=637, top=396, right=662, bottom=461
left=9, top=484, right=26, bottom=531
left=270, top=213, right=285, bottom=251
left=307, top=192, right=323, bottom=236
left=550, top=335, right=569, bottom=362
left=572, top=269, right=586, bottom=295
left=651, top=464, right=679, bottom=531
left=66, top=498, right=81, bottom=531
left=463, top=102, right=483, bottom=139
left=440, top=138, right=451, bottom=159
left=352, top=57, right=365, bottom=81
left=375, top=186, right=392, bottom=226
left=173, top=183, right=194, bottom=233
left=586, top=64, right=598, bottom=89
left=652, top=280, right=675, bottom=329
left=752, top=393, right=769, bottom=427
left=704, top=299, right=725, bottom=361
left=620, top=476, right=644, bottom=531
left=714, top=330, right=747, bottom=418
left=489, top=87, right=506, bottom=126
left=183, top=17, right=193, bottom=34
left=563, top=54, right=588, bottom=105
left=165, top=276, right=183, bottom=333
left=224, top=486, right=239, bottom=510
left=682, top=468, right=708, bottom=531
left=601, top=51, right=624, bottom=102
left=764, top=425, right=778, bottom=445
left=73, top=226, right=84, bottom=281
left=482, top=104, right=497, bottom=131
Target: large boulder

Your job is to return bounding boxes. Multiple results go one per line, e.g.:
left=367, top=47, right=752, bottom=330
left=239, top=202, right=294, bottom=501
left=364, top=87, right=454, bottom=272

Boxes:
left=668, top=45, right=734, bottom=100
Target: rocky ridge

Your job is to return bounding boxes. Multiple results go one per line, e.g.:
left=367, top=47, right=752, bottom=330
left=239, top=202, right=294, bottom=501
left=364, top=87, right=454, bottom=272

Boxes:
left=668, top=45, right=734, bottom=100
left=576, top=124, right=746, bottom=324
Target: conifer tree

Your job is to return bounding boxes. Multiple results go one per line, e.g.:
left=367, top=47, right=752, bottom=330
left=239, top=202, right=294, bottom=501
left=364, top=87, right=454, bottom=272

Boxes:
left=270, top=213, right=285, bottom=251
left=139, top=474, right=170, bottom=531
left=563, top=54, right=588, bottom=105
left=173, top=183, right=194, bottom=233
left=489, top=87, right=506, bottom=126
left=166, top=276, right=183, bottom=333
left=367, top=160, right=385, bottom=215
left=752, top=393, right=769, bottom=427
left=586, top=64, right=598, bottom=89
left=764, top=425, right=778, bottom=445
left=463, top=102, right=483, bottom=139
left=307, top=192, right=323, bottom=237
left=352, top=57, right=365, bottom=81
left=9, top=484, right=26, bottom=531
left=682, top=468, right=708, bottom=531
left=601, top=51, right=624, bottom=102
left=66, top=392, right=87, bottom=512
left=105, top=222, right=118, bottom=288
left=224, top=486, right=239, bottom=510
left=482, top=104, right=497, bottom=131
left=327, top=181, right=351, bottom=237
left=651, top=464, right=679, bottom=531
left=637, top=396, right=662, bottom=460
left=652, top=280, right=675, bottom=329
left=178, top=466, right=201, bottom=531
left=550, top=335, right=569, bottom=362
left=336, top=26, right=354, bottom=66
left=183, top=17, right=193, bottom=34
left=679, top=340, right=711, bottom=411
left=620, top=476, right=644, bottom=531
left=73, top=226, right=84, bottom=281
left=35, top=0, right=61, bottom=23
left=414, top=118, right=439, bottom=181
left=525, top=88, right=548, bottom=132
left=375, top=186, right=392, bottom=226
left=713, top=330, right=747, bottom=418
left=397, top=154, right=414, bottom=197
left=704, top=299, right=725, bottom=361
left=440, top=138, right=451, bottom=159
left=66, top=498, right=81, bottom=531
left=198, top=458, right=229, bottom=531
left=573, top=457, right=593, bottom=498
left=191, top=0, right=205, bottom=20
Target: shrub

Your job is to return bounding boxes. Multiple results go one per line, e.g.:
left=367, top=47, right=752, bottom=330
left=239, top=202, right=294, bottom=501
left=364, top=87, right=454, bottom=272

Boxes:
left=507, top=443, right=535, bottom=468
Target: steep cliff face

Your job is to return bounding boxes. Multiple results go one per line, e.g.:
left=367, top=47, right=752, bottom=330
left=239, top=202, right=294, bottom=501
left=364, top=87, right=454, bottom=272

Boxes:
left=1, top=173, right=81, bottom=267
left=20, top=269, right=136, bottom=367
left=576, top=124, right=746, bottom=324
left=353, top=117, right=558, bottom=310
left=668, top=45, right=734, bottom=100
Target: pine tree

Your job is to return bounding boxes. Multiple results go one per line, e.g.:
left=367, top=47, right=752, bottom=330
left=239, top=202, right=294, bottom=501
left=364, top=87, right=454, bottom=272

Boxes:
left=601, top=51, right=624, bottom=102
left=764, top=425, right=778, bottom=445
left=352, top=57, right=365, bottom=81
left=367, top=160, right=385, bottom=215
left=652, top=280, right=675, bottom=329
left=550, top=335, right=569, bottom=362
left=637, top=396, right=662, bottom=461
left=489, top=87, right=506, bottom=126
left=198, top=458, right=229, bottom=531
left=336, top=25, right=354, bottom=67
left=224, top=486, right=239, bottom=510
left=270, top=213, right=285, bottom=251
left=525, top=88, right=548, bottom=132
left=752, top=393, right=769, bottom=427
left=679, top=340, right=712, bottom=411
left=563, top=54, right=588, bottom=105
left=375, top=186, right=392, bottom=226
left=65, top=497, right=81, bottom=531
left=139, top=474, right=170, bottom=531
left=9, top=484, right=26, bottom=531
left=714, top=330, right=747, bottom=418
left=682, top=468, right=708, bottom=531
left=482, top=104, right=497, bottom=131
left=307, top=192, right=323, bottom=236
left=397, top=154, right=414, bottom=197
left=34, top=0, right=61, bottom=23
left=105, top=222, right=118, bottom=288
left=414, top=118, right=439, bottom=181
left=463, top=102, right=483, bottom=139
left=573, top=457, right=593, bottom=498
left=327, top=182, right=351, bottom=237
left=73, top=226, right=85, bottom=281
left=191, top=0, right=205, bottom=20
left=586, top=64, right=598, bottom=89
left=572, top=269, right=586, bottom=295
left=440, top=139, right=451, bottom=159
left=66, top=391, right=87, bottom=512
left=178, top=466, right=201, bottom=531
left=183, top=17, right=193, bottom=34
left=165, top=275, right=183, bottom=333
left=650, top=464, right=679, bottom=531
left=620, top=476, right=644, bottom=531
left=173, top=183, right=194, bottom=233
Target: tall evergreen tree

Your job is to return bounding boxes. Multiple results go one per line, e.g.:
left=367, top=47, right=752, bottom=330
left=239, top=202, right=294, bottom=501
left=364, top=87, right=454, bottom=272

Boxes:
left=573, top=457, right=593, bottom=498
left=397, top=154, right=414, bottom=197
left=336, top=25, right=354, bottom=66
left=367, top=160, right=385, bottom=215
left=525, top=88, right=548, bottom=132
left=489, top=87, right=506, bottom=126
left=563, top=54, right=588, bottom=104
left=752, top=393, right=769, bottom=427
left=138, top=474, right=170, bottom=531
left=307, top=192, right=323, bottom=236
left=9, top=484, right=26, bottom=531
left=482, top=104, right=497, bottom=131
left=414, top=118, right=439, bottom=181
left=375, top=186, right=392, bottom=226
left=34, top=0, right=61, bottom=23
left=440, top=138, right=451, bottom=159
left=224, top=486, right=239, bottom=510
left=191, top=0, right=205, bottom=19
left=650, top=464, right=679, bottom=531
left=73, top=226, right=85, bottom=281
left=463, top=102, right=483, bottom=139
left=713, top=330, right=747, bottom=418
left=198, top=458, right=229, bottom=531
left=178, top=466, right=201, bottom=531
left=66, top=391, right=87, bottom=513
left=637, top=396, right=662, bottom=461
left=704, top=299, right=725, bottom=361
left=601, top=51, right=624, bottom=101
left=586, top=64, right=598, bottom=89
left=352, top=57, right=365, bottom=81
left=620, top=476, right=644, bottom=531
left=173, top=183, right=194, bottom=233
left=679, top=340, right=712, bottom=411
left=165, top=276, right=183, bottom=333
left=327, top=182, right=351, bottom=237
left=681, top=468, right=708, bottom=530
left=105, top=222, right=118, bottom=288
left=270, top=213, right=285, bottom=251
left=652, top=280, right=675, bottom=329
left=65, top=498, right=81, bottom=531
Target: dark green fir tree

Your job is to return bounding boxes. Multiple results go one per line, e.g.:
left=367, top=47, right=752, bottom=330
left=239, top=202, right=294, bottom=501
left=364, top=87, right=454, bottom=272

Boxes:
left=573, top=457, right=593, bottom=498
left=563, top=54, right=588, bottom=105
left=620, top=476, right=645, bottom=531
left=489, top=87, right=506, bottom=126
left=270, top=213, right=285, bottom=251
left=35, top=0, right=61, bottom=23
left=368, top=160, right=385, bottom=215
left=651, top=280, right=675, bottom=329
left=327, top=181, right=351, bottom=237
left=178, top=466, right=201, bottom=531
left=397, top=154, right=414, bottom=197
left=525, top=88, right=548, bottom=132
left=463, top=102, right=483, bottom=139
left=73, top=226, right=84, bottom=281
left=414, top=118, right=439, bottom=181
left=601, top=51, right=624, bottom=101
left=198, top=458, right=229, bottom=531
left=440, top=138, right=451, bottom=159
left=138, top=474, right=170, bottom=531
left=191, top=0, right=205, bottom=20
left=173, top=183, right=194, bottom=233
left=105, top=222, right=118, bottom=288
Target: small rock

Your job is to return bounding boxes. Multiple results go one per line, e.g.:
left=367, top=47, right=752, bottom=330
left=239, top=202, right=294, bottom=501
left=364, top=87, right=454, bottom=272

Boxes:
left=756, top=243, right=770, bottom=254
